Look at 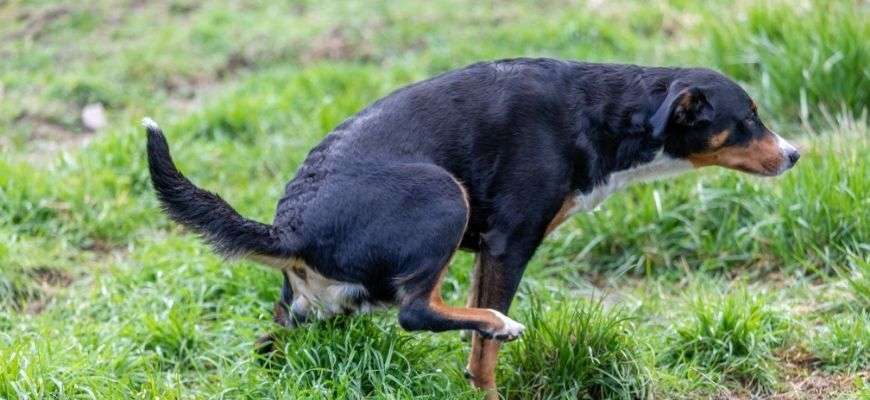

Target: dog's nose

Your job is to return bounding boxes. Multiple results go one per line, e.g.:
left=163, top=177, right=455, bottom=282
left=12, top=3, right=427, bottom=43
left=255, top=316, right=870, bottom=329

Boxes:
left=787, top=150, right=800, bottom=166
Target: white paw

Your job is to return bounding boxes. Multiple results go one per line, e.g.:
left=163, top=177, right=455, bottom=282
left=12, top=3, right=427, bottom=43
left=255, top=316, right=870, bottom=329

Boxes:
left=485, top=310, right=525, bottom=341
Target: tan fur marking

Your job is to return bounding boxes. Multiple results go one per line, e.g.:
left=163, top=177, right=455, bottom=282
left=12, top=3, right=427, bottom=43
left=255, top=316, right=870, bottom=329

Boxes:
left=545, top=196, right=576, bottom=235
left=677, top=90, right=694, bottom=109
left=250, top=254, right=304, bottom=270
left=688, top=132, right=783, bottom=175
left=467, top=334, right=502, bottom=395
left=709, top=129, right=730, bottom=148
left=427, top=268, right=504, bottom=329
left=463, top=253, right=511, bottom=397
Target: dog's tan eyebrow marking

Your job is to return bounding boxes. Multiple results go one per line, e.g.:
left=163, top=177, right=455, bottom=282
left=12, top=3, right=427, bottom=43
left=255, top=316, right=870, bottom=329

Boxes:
left=709, top=130, right=730, bottom=148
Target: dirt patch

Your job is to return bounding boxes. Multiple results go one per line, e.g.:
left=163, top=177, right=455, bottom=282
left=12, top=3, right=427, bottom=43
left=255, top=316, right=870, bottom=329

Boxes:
left=20, top=266, right=75, bottom=315
left=158, top=50, right=253, bottom=111
left=302, top=27, right=375, bottom=63
left=768, top=372, right=862, bottom=400
left=765, top=346, right=862, bottom=400
left=713, top=372, right=859, bottom=400
left=8, top=5, right=73, bottom=41
left=15, top=112, right=94, bottom=164
left=28, top=266, right=74, bottom=288
left=216, top=51, right=255, bottom=79
left=81, top=239, right=116, bottom=254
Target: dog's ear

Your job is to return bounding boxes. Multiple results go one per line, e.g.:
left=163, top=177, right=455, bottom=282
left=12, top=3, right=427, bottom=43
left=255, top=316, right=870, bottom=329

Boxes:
left=650, top=82, right=714, bottom=139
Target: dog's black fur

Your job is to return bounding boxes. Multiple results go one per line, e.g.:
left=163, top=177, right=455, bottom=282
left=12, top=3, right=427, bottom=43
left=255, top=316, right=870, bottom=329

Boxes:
left=146, top=57, right=797, bottom=371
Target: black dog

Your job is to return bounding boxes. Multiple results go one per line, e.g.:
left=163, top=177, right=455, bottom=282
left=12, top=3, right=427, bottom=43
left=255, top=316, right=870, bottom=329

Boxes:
left=145, top=58, right=799, bottom=395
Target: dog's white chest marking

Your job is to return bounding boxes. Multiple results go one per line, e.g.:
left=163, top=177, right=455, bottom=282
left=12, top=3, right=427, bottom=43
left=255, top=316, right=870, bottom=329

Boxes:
left=569, top=152, right=692, bottom=214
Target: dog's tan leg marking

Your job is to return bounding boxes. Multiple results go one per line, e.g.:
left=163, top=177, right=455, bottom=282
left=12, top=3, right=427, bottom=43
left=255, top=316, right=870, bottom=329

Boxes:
left=459, top=254, right=484, bottom=341
left=399, top=175, right=523, bottom=340
left=467, top=334, right=502, bottom=398
left=418, top=263, right=524, bottom=341
left=464, top=253, right=510, bottom=398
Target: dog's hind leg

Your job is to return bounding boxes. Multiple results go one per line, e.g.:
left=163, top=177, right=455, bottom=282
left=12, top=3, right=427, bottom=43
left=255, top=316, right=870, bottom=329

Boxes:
left=273, top=270, right=307, bottom=327
left=255, top=271, right=296, bottom=353
left=397, top=261, right=525, bottom=341
left=389, top=167, right=524, bottom=341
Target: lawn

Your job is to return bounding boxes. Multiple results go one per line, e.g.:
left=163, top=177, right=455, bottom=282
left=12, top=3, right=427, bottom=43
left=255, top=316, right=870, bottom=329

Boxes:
left=1, top=0, right=868, bottom=399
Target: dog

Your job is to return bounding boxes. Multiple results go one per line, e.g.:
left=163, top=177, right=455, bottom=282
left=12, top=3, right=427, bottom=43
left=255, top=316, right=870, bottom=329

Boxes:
left=144, top=58, right=800, bottom=397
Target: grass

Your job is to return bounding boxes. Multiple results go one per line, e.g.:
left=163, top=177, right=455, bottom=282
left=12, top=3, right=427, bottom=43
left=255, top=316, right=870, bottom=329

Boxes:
left=709, top=0, right=869, bottom=121
left=812, top=312, right=869, bottom=373
left=501, top=298, right=651, bottom=399
left=263, top=316, right=477, bottom=399
left=837, top=249, right=870, bottom=309
left=661, top=286, right=790, bottom=391
left=0, top=0, right=868, bottom=399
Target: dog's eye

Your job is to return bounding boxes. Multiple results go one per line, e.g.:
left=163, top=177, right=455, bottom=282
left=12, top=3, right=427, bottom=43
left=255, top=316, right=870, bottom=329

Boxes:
left=734, top=122, right=752, bottom=139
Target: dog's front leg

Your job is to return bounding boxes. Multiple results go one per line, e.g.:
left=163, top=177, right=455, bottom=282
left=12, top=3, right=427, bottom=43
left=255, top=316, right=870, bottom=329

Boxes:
left=465, top=246, right=531, bottom=398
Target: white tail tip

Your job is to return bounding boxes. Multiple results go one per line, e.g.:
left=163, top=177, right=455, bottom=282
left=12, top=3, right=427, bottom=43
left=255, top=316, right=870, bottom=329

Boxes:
left=141, top=117, right=160, bottom=130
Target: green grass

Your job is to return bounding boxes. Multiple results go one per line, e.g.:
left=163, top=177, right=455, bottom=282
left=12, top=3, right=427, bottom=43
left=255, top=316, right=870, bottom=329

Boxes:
left=812, top=311, right=870, bottom=373
left=1, top=0, right=868, bottom=399
left=837, top=249, right=870, bottom=309
left=709, top=0, right=869, bottom=121
left=501, top=298, right=651, bottom=399
left=263, top=316, right=478, bottom=399
left=661, top=286, right=790, bottom=392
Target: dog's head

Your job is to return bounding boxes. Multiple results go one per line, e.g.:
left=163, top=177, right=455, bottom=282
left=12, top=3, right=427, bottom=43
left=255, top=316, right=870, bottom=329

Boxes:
left=650, top=69, right=800, bottom=176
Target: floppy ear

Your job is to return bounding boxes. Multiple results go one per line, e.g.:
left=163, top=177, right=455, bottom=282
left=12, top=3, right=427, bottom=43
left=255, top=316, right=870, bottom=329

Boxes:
left=650, top=82, right=714, bottom=139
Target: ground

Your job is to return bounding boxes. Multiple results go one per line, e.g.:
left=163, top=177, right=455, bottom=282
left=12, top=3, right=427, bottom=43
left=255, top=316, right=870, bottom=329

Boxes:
left=0, top=0, right=867, bottom=399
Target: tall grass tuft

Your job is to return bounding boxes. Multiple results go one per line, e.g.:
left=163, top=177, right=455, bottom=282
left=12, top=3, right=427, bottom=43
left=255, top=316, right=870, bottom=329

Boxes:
left=501, top=298, right=651, bottom=399
left=262, top=315, right=475, bottom=399
left=811, top=312, right=869, bottom=372
left=709, top=0, right=868, bottom=120
left=836, top=249, right=870, bottom=309
left=662, top=287, right=789, bottom=391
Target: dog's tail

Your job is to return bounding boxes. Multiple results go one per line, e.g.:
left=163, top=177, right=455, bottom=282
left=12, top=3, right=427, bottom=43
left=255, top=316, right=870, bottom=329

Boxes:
left=143, top=117, right=298, bottom=259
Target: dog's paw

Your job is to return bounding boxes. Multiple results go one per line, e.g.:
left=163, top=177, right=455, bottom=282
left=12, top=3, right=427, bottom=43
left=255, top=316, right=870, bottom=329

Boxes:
left=482, top=310, right=525, bottom=342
